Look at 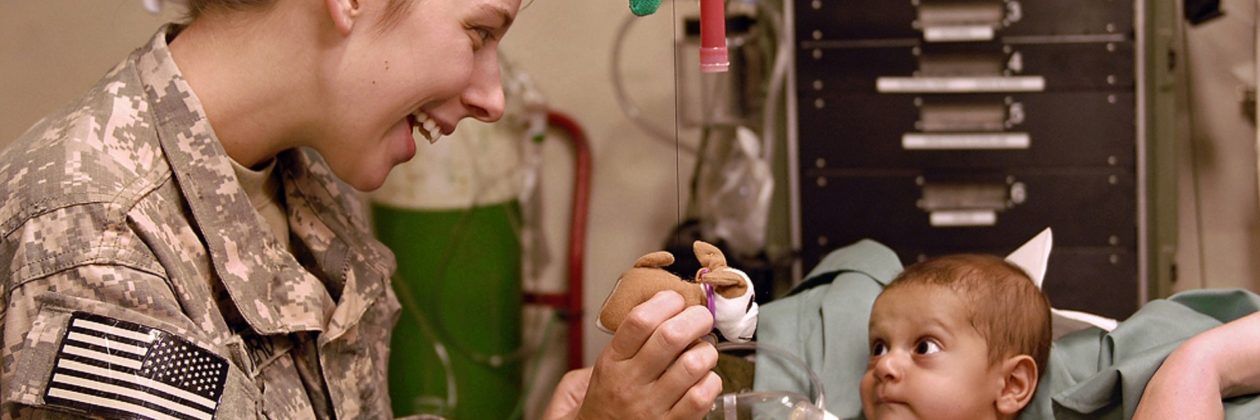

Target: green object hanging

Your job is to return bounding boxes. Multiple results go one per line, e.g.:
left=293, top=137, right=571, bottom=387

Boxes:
left=630, top=0, right=661, bottom=16
left=376, top=202, right=523, bottom=419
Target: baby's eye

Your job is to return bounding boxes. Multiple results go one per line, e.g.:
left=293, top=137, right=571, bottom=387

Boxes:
left=870, top=341, right=888, bottom=357
left=914, top=339, right=942, bottom=355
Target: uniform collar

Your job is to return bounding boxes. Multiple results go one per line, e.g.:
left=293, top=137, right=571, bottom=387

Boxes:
left=279, top=148, right=397, bottom=344
left=137, top=24, right=393, bottom=339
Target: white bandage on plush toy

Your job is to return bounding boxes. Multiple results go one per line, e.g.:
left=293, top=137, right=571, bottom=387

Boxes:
left=706, top=267, right=759, bottom=342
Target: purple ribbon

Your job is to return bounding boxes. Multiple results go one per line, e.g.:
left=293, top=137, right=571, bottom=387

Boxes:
left=699, top=268, right=716, bottom=317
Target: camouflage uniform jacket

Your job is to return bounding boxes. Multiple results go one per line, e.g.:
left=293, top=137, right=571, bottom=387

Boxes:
left=0, top=25, right=401, bottom=419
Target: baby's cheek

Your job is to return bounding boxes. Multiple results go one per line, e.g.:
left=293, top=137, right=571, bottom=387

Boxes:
left=858, top=373, right=876, bottom=402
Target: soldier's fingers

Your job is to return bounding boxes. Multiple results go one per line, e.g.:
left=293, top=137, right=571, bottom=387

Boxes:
left=633, top=305, right=714, bottom=380
left=652, top=340, right=718, bottom=408
left=667, top=371, right=723, bottom=420
left=605, top=291, right=686, bottom=362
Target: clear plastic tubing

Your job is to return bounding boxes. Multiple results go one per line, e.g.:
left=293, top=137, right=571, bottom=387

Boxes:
left=699, top=0, right=729, bottom=73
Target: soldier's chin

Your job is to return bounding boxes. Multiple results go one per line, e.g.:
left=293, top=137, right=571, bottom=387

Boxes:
left=348, top=171, right=390, bottom=192
left=332, top=161, right=391, bottom=192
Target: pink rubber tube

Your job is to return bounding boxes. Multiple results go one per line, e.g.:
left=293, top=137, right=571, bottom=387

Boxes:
left=699, top=0, right=729, bottom=73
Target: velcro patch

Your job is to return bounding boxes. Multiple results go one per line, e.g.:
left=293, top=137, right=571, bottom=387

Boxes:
left=43, top=312, right=228, bottom=420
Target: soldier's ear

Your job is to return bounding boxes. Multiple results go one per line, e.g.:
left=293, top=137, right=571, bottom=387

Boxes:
left=325, top=0, right=360, bottom=35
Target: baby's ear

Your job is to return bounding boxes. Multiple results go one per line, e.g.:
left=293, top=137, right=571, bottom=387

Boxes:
left=995, top=355, right=1038, bottom=416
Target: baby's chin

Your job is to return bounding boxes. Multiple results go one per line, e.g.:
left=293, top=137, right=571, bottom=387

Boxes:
left=867, top=404, right=1006, bottom=420
left=864, top=408, right=915, bottom=420
left=863, top=400, right=915, bottom=420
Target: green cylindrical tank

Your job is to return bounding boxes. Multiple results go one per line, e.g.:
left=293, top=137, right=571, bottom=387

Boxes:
left=370, top=119, right=526, bottom=419
left=375, top=203, right=522, bottom=419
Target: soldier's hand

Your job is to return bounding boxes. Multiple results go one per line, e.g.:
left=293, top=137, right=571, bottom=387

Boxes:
left=575, top=291, right=722, bottom=420
left=542, top=368, right=591, bottom=420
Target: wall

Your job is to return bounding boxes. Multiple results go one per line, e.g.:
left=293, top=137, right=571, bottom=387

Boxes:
left=1174, top=0, right=1260, bottom=292
left=0, top=1, right=180, bottom=143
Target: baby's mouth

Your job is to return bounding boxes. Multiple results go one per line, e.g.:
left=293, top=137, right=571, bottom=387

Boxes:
left=876, top=390, right=907, bottom=406
left=410, top=110, right=443, bottom=144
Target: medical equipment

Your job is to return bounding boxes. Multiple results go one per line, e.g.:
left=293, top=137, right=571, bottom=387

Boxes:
left=630, top=0, right=663, bottom=16
left=616, top=0, right=789, bottom=256
left=789, top=0, right=1181, bottom=320
left=699, top=0, right=730, bottom=73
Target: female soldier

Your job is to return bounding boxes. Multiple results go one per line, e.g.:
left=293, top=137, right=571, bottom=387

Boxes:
left=0, top=0, right=721, bottom=418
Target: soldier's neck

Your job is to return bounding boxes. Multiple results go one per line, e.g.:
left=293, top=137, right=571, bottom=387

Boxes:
left=168, top=10, right=318, bottom=169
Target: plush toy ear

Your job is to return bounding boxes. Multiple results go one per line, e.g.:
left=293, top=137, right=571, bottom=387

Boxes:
left=634, top=251, right=675, bottom=268
left=693, top=240, right=727, bottom=268
left=1005, top=228, right=1052, bottom=288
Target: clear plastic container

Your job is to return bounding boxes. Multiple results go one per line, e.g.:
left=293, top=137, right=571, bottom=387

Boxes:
left=707, top=342, right=838, bottom=420
left=706, top=391, right=839, bottom=420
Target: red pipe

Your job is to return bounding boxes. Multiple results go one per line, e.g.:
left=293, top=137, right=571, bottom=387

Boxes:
left=523, top=111, right=591, bottom=371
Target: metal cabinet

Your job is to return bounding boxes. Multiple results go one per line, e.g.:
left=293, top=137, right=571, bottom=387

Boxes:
left=789, top=0, right=1178, bottom=318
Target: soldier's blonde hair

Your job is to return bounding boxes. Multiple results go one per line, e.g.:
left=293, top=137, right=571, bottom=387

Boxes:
left=883, top=254, right=1052, bottom=378
left=185, top=0, right=415, bottom=31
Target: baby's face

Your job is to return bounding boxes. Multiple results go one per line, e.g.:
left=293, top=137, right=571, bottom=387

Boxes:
left=860, top=285, right=1003, bottom=420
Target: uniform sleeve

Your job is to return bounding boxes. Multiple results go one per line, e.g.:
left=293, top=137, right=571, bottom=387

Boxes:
left=2, top=264, right=257, bottom=420
left=2, top=265, right=178, bottom=415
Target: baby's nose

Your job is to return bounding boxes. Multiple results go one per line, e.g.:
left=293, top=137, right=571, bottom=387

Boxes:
left=873, top=354, right=905, bottom=381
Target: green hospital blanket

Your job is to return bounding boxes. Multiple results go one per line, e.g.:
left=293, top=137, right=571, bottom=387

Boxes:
left=754, top=240, right=1260, bottom=419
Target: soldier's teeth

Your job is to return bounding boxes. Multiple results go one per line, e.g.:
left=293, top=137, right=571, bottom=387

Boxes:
left=411, top=110, right=439, bottom=143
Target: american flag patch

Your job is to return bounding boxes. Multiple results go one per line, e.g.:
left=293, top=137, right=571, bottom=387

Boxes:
left=43, top=312, right=228, bottom=420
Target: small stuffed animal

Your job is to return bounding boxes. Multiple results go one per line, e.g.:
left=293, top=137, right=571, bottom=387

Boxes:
left=597, top=241, right=759, bottom=342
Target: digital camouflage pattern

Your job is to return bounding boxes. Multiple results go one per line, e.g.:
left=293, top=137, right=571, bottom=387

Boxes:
left=0, top=25, right=401, bottom=419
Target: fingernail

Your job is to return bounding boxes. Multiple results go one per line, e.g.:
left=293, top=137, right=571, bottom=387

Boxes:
left=655, top=290, right=683, bottom=302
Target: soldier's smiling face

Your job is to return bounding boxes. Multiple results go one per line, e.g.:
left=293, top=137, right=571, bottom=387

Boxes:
left=312, top=0, right=520, bottom=191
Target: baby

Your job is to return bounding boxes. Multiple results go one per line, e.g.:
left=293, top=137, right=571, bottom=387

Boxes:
left=860, top=254, right=1052, bottom=420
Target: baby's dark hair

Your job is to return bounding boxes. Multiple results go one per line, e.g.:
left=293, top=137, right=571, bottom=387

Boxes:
left=885, top=254, right=1052, bottom=377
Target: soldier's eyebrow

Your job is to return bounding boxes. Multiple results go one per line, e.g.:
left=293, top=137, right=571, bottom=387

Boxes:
left=477, top=3, right=515, bottom=31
